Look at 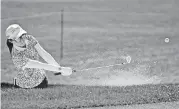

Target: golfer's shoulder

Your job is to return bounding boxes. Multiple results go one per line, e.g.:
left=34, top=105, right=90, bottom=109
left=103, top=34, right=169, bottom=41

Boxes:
left=23, top=34, right=37, bottom=41
left=23, top=34, right=39, bottom=45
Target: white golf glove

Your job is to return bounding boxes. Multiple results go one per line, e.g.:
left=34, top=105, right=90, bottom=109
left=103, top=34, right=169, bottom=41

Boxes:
left=55, top=67, right=72, bottom=76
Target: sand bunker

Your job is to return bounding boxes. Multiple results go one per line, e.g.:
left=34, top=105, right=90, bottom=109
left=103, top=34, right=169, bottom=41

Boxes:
left=51, top=64, right=161, bottom=86
left=98, top=72, right=161, bottom=86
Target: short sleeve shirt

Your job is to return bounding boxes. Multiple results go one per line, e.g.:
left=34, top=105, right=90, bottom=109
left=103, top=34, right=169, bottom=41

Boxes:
left=12, top=34, right=46, bottom=88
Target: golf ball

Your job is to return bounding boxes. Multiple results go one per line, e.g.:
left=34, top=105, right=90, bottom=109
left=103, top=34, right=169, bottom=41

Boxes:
left=165, top=38, right=169, bottom=43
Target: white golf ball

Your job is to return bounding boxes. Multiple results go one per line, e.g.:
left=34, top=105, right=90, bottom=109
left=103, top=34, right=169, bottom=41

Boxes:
left=165, top=38, right=169, bottom=43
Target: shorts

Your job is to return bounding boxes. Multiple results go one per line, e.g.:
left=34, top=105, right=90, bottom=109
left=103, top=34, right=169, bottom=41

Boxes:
left=13, top=77, right=48, bottom=88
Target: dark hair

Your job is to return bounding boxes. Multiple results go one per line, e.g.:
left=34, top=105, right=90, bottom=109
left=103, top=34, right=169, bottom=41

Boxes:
left=6, top=39, right=13, bottom=55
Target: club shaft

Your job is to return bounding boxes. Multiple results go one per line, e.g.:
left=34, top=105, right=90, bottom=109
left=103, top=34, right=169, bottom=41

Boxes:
left=77, top=63, right=125, bottom=72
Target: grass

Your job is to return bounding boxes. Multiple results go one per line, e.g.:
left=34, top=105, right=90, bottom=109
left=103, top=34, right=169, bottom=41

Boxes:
left=85, top=101, right=179, bottom=109
left=1, top=0, right=179, bottom=108
left=1, top=83, right=179, bottom=109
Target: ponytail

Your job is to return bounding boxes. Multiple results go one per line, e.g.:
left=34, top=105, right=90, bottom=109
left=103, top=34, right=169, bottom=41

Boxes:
left=6, top=39, right=13, bottom=55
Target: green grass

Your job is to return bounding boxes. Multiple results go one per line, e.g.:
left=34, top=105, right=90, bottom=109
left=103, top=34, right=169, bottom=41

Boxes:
left=1, top=0, right=179, bottom=108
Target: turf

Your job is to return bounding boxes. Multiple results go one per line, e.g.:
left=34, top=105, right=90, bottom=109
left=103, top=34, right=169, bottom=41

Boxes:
left=1, top=83, right=179, bottom=109
left=1, top=0, right=179, bottom=109
left=85, top=101, right=179, bottom=109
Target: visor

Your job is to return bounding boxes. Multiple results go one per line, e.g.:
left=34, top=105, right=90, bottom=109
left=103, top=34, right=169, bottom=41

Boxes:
left=6, top=24, right=27, bottom=39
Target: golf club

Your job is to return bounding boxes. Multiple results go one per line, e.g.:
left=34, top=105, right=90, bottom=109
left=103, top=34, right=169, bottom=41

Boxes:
left=54, top=56, right=132, bottom=75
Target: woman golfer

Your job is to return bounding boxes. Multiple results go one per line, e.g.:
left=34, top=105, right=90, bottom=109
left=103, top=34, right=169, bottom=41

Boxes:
left=6, top=24, right=71, bottom=89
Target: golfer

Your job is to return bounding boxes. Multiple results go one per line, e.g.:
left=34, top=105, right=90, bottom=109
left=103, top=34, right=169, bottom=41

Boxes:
left=6, top=24, right=63, bottom=88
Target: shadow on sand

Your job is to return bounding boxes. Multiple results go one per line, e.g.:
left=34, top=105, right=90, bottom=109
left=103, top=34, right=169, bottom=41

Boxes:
left=1, top=82, right=15, bottom=88
left=1, top=82, right=67, bottom=89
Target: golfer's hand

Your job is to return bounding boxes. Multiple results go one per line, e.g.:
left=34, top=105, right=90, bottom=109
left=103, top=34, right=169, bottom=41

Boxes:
left=58, top=66, right=61, bottom=71
left=54, top=66, right=62, bottom=72
left=54, top=67, right=62, bottom=75
left=61, top=67, right=73, bottom=76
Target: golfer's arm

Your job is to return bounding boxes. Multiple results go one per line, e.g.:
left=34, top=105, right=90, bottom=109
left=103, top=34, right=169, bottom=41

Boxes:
left=23, top=59, right=61, bottom=72
left=34, top=43, right=60, bottom=66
